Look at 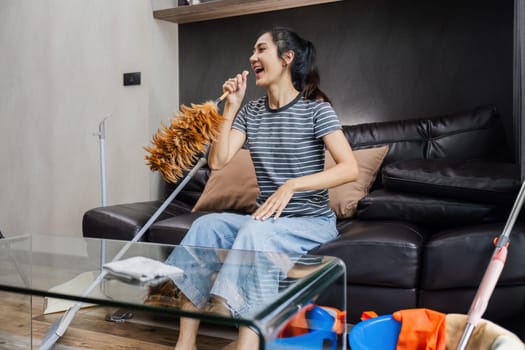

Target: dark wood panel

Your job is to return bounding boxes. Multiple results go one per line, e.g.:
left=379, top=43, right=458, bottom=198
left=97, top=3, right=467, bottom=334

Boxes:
left=154, top=0, right=343, bottom=24
left=178, top=0, right=515, bottom=153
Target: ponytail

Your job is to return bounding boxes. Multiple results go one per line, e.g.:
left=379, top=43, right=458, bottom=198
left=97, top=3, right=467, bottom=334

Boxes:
left=301, top=41, right=331, bottom=104
left=269, top=27, right=332, bottom=104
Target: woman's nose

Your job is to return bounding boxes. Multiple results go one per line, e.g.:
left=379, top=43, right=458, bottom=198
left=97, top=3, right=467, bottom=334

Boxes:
left=249, top=52, right=257, bottom=64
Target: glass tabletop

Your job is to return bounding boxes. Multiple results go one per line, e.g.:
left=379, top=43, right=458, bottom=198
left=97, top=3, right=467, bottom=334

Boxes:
left=0, top=234, right=346, bottom=348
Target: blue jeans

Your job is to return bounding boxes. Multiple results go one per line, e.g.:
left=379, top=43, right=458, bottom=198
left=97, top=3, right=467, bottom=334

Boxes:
left=164, top=213, right=338, bottom=317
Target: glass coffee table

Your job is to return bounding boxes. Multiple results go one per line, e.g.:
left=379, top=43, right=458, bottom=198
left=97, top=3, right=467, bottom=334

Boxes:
left=0, top=235, right=346, bottom=349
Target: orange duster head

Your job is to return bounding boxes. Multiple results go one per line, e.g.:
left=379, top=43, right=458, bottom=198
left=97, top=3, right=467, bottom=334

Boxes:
left=144, top=101, right=225, bottom=183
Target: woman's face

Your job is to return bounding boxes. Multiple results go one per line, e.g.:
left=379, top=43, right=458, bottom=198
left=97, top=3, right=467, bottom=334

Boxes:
left=249, top=32, right=288, bottom=87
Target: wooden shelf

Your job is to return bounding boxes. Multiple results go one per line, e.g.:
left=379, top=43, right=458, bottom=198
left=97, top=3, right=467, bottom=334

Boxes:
left=153, top=0, right=343, bottom=24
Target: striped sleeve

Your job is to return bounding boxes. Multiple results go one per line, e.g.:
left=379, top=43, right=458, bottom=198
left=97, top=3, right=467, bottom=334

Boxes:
left=232, top=104, right=248, bottom=134
left=313, top=102, right=341, bottom=139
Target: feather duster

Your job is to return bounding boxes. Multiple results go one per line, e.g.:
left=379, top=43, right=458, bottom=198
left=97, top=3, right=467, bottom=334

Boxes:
left=145, top=100, right=225, bottom=183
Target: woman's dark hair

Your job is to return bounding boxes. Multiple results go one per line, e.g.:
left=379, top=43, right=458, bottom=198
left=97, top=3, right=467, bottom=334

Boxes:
left=267, top=27, right=331, bottom=104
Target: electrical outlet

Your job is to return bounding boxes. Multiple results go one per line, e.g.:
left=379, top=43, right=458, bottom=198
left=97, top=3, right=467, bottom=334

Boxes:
left=123, top=72, right=141, bottom=86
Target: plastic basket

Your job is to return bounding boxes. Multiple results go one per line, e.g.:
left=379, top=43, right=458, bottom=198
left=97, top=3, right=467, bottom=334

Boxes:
left=348, top=315, right=401, bottom=350
left=268, top=329, right=337, bottom=350
left=267, top=305, right=338, bottom=350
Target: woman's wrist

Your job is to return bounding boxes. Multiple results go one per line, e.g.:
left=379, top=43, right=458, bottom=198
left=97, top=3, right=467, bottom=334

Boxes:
left=223, top=102, right=241, bottom=120
left=225, top=100, right=242, bottom=110
left=284, top=178, right=299, bottom=192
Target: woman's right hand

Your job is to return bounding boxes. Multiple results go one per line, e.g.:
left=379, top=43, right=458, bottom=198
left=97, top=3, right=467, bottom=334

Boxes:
left=222, top=70, right=249, bottom=108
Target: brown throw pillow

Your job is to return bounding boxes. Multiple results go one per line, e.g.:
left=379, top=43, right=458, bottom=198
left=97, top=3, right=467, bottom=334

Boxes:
left=192, top=149, right=259, bottom=213
left=192, top=145, right=389, bottom=218
left=326, top=145, right=389, bottom=219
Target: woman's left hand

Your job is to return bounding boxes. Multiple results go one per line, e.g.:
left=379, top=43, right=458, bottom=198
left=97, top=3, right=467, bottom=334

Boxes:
left=252, top=180, right=295, bottom=221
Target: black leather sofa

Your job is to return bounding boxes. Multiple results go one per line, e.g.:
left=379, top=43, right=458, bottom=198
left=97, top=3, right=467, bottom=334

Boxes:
left=83, top=104, right=525, bottom=339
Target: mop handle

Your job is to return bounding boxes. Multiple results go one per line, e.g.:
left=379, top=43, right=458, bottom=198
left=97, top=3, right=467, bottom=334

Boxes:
left=466, top=247, right=508, bottom=324
left=456, top=246, right=508, bottom=350
left=113, top=156, right=208, bottom=262
left=456, top=180, right=525, bottom=350
left=38, top=157, right=208, bottom=350
left=496, top=180, right=525, bottom=248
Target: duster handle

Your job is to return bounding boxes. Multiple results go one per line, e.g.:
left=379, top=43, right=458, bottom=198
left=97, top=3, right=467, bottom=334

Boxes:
left=215, top=91, right=230, bottom=105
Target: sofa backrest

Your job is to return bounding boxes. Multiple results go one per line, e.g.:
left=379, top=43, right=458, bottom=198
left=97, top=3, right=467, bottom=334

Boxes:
left=166, top=104, right=510, bottom=204
left=343, top=104, right=510, bottom=187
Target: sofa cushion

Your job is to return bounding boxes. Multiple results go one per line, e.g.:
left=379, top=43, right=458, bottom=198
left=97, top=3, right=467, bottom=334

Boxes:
left=192, top=149, right=259, bottom=213
left=148, top=212, right=208, bottom=244
left=418, top=287, right=525, bottom=326
left=346, top=105, right=506, bottom=162
left=356, top=189, right=502, bottom=227
left=343, top=105, right=510, bottom=190
left=382, top=159, right=520, bottom=204
left=344, top=118, right=426, bottom=166
left=326, top=145, right=389, bottom=218
left=424, top=105, right=506, bottom=160
left=310, top=220, right=426, bottom=288
left=420, top=222, right=525, bottom=290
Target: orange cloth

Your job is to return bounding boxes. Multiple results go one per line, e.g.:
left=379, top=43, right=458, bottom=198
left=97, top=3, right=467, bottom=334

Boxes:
left=393, top=308, right=446, bottom=350
left=360, top=311, right=379, bottom=320
left=320, top=306, right=346, bottom=334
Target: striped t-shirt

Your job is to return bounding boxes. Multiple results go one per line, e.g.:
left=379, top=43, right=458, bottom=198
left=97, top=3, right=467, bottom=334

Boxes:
left=232, top=94, right=341, bottom=217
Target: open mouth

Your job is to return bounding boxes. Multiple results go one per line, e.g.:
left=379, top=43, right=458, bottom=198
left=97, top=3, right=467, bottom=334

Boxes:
left=254, top=66, right=264, bottom=74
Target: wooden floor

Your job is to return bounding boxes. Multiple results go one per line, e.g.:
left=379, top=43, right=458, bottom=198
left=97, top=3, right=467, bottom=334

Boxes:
left=0, top=291, right=236, bottom=350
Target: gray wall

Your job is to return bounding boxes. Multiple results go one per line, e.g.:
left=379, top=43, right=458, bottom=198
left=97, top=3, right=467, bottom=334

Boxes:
left=0, top=0, right=179, bottom=237
left=179, top=0, right=514, bottom=150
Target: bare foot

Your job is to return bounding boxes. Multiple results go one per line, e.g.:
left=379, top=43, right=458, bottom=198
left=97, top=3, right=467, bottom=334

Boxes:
left=174, top=300, right=200, bottom=350
left=174, top=345, right=197, bottom=350
left=236, top=327, right=259, bottom=350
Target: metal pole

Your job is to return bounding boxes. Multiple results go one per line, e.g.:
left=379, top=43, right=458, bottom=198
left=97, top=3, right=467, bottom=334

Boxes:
left=94, top=116, right=110, bottom=267
left=98, top=117, right=108, bottom=207
left=456, top=180, right=525, bottom=350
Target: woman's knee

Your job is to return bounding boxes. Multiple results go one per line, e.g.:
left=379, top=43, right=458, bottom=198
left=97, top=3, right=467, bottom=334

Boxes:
left=234, top=220, right=272, bottom=250
left=182, top=213, right=245, bottom=247
left=182, top=214, right=222, bottom=245
left=191, top=213, right=223, bottom=227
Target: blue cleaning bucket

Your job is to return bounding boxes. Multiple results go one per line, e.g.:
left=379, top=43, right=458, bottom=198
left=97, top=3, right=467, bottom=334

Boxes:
left=348, top=315, right=401, bottom=350
left=268, top=305, right=337, bottom=350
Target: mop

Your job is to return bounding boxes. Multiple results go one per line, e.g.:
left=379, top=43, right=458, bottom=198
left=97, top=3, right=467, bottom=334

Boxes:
left=44, top=117, right=117, bottom=316
left=39, top=92, right=229, bottom=350
left=456, top=179, right=525, bottom=350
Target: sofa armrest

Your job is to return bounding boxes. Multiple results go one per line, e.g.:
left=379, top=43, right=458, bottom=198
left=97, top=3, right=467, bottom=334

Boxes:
left=82, top=200, right=192, bottom=241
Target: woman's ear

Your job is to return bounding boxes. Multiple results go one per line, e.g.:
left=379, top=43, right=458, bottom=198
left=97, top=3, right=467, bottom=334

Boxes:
left=282, top=50, right=295, bottom=66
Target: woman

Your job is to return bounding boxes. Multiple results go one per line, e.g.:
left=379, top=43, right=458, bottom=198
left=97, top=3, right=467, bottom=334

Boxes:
left=167, top=27, right=358, bottom=350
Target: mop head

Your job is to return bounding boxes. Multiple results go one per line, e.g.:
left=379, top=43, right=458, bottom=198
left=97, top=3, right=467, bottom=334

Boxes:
left=145, top=101, right=224, bottom=183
